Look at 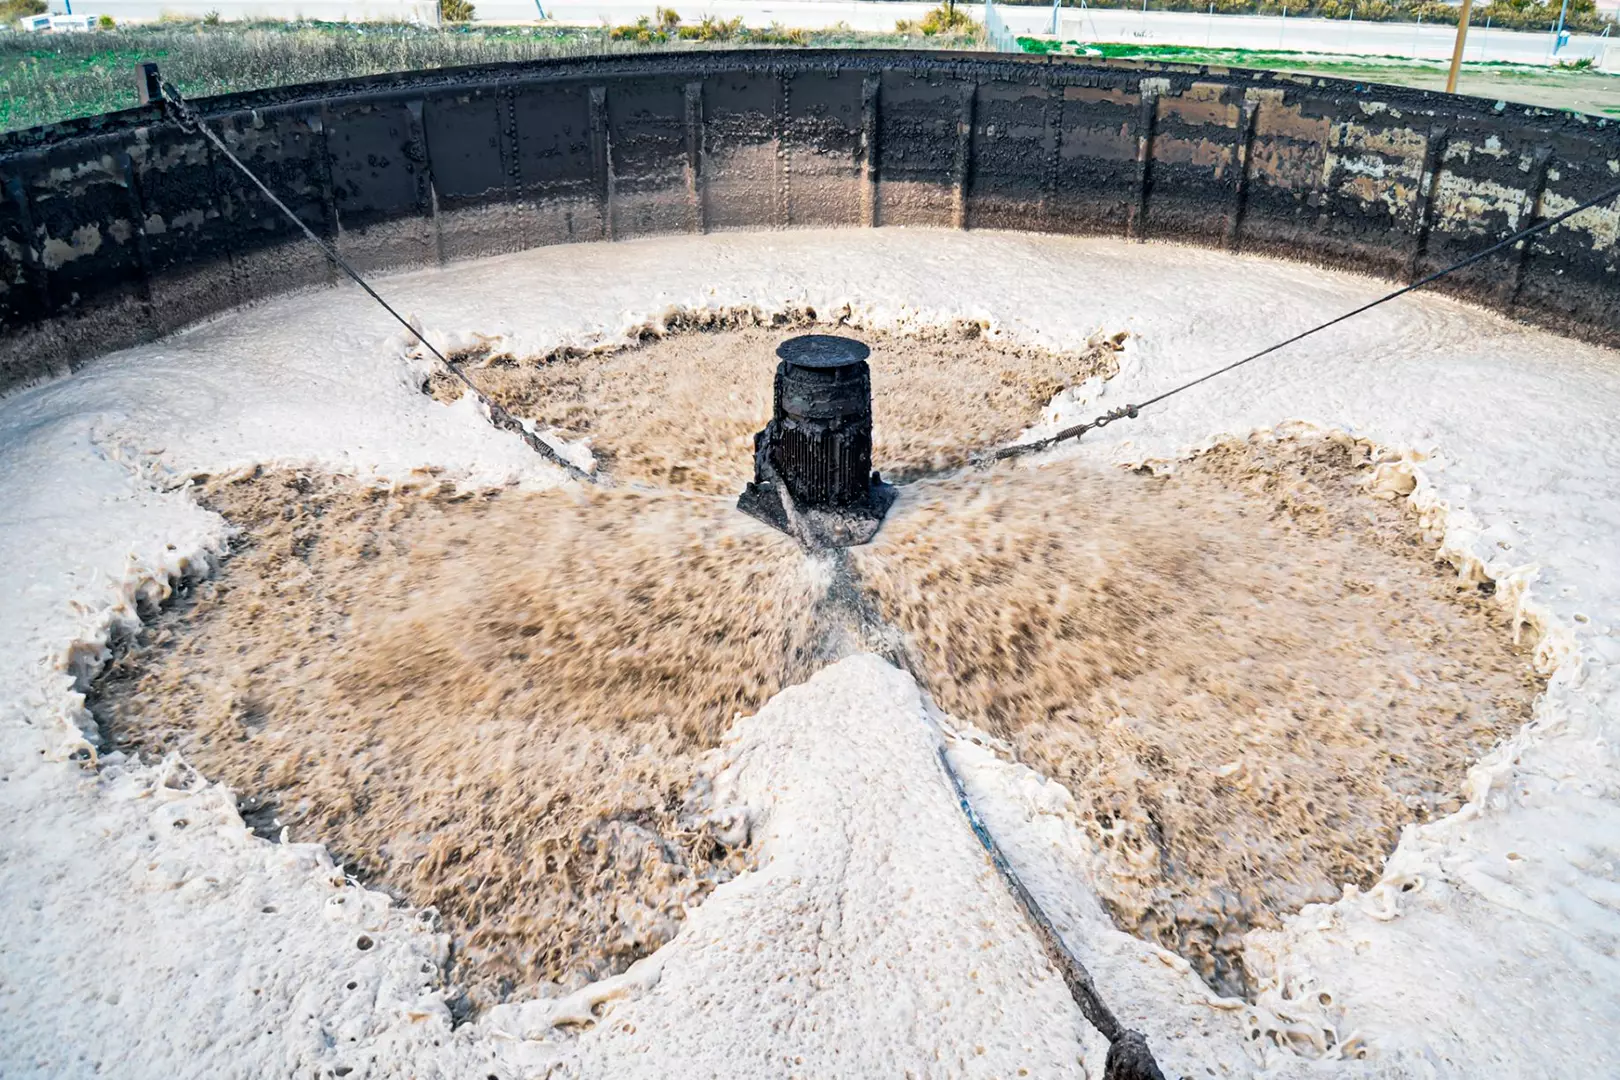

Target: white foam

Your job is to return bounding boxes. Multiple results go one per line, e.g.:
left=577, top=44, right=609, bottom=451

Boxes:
left=3, top=229, right=1617, bottom=1078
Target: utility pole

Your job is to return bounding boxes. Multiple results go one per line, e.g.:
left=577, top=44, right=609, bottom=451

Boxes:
left=1446, top=0, right=1474, bottom=93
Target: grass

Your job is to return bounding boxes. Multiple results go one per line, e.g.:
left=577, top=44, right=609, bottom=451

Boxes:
left=14, top=16, right=1609, bottom=132
left=1006, top=0, right=1616, bottom=36
left=0, top=18, right=981, bottom=133
left=1019, top=37, right=1620, bottom=114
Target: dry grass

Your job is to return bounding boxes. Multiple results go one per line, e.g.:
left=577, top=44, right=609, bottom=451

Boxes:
left=854, top=431, right=1541, bottom=996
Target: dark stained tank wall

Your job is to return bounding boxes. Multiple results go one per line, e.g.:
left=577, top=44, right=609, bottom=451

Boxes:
left=4, top=49, right=1620, bottom=394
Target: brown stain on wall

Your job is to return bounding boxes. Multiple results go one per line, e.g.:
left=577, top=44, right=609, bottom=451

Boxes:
left=1159, top=82, right=1238, bottom=128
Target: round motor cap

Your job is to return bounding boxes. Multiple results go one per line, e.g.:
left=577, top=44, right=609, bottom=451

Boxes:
left=776, top=334, right=871, bottom=369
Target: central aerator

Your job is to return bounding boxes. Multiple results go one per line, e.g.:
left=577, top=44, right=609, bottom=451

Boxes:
left=737, top=334, right=897, bottom=548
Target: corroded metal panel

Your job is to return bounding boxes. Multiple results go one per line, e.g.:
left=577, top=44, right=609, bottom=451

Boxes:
left=322, top=95, right=435, bottom=273
left=877, top=67, right=969, bottom=228
left=127, top=119, right=240, bottom=333
left=967, top=77, right=1051, bottom=232
left=27, top=132, right=149, bottom=321
left=1050, top=74, right=1141, bottom=237
left=1145, top=79, right=1244, bottom=247
left=784, top=68, right=865, bottom=228
left=208, top=103, right=334, bottom=306
left=1516, top=139, right=1620, bottom=339
left=606, top=76, right=691, bottom=239
left=702, top=68, right=780, bottom=232
left=423, top=85, right=517, bottom=261
left=510, top=79, right=603, bottom=247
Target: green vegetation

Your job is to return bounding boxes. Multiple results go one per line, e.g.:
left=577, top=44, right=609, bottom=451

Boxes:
left=1016, top=0, right=1615, bottom=34
left=0, top=0, right=45, bottom=26
left=1016, top=38, right=1441, bottom=62
left=0, top=19, right=988, bottom=133
left=1, top=22, right=595, bottom=130
left=1016, top=39, right=1620, bottom=117
left=439, top=0, right=476, bottom=23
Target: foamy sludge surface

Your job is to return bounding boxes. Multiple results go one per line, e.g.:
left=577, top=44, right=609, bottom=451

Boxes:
left=91, top=329, right=1536, bottom=1009
left=95, top=478, right=818, bottom=1008
left=10, top=231, right=1618, bottom=1079
left=856, top=433, right=1537, bottom=996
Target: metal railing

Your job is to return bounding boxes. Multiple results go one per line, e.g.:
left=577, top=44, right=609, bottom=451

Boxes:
left=983, top=0, right=1020, bottom=51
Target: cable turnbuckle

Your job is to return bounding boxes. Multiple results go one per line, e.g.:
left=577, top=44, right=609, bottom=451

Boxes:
left=1089, top=403, right=1139, bottom=429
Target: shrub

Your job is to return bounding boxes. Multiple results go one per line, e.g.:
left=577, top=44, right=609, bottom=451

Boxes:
left=1036, top=0, right=1612, bottom=32
left=0, top=0, right=46, bottom=26
left=97, top=13, right=115, bottom=28
left=610, top=14, right=664, bottom=41
left=755, top=20, right=808, bottom=43
left=899, top=2, right=980, bottom=35
left=1354, top=1, right=1399, bottom=20
left=922, top=2, right=979, bottom=32
left=675, top=13, right=744, bottom=39
left=1409, top=0, right=1459, bottom=23
left=708, top=16, right=746, bottom=40
left=440, top=0, right=476, bottom=23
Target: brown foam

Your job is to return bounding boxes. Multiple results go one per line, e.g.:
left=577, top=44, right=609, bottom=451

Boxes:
left=93, top=328, right=1537, bottom=1007
left=438, top=318, right=1122, bottom=491
left=853, top=432, right=1540, bottom=995
left=94, top=475, right=819, bottom=1009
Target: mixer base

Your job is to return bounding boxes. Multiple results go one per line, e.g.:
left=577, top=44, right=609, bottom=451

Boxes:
left=737, top=476, right=898, bottom=549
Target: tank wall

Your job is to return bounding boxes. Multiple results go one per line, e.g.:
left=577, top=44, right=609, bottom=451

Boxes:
left=5, top=50, right=1620, bottom=394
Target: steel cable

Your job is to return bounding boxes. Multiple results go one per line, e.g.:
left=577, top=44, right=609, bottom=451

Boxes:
left=158, top=82, right=596, bottom=485
left=991, top=177, right=1620, bottom=463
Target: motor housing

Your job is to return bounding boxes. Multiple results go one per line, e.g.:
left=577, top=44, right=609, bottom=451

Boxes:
left=737, top=334, right=896, bottom=548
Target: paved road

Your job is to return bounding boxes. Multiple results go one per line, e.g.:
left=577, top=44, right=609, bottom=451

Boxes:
left=69, top=0, right=1611, bottom=66
left=1034, top=5, right=1604, bottom=64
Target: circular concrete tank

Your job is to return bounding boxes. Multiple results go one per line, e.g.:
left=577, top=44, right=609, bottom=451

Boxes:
left=5, top=49, right=1620, bottom=1080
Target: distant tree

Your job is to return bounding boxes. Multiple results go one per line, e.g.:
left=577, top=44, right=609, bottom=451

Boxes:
left=0, top=0, right=47, bottom=27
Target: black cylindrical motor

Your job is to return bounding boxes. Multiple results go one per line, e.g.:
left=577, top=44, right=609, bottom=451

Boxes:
left=737, top=334, right=896, bottom=547
left=769, top=336, right=875, bottom=507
